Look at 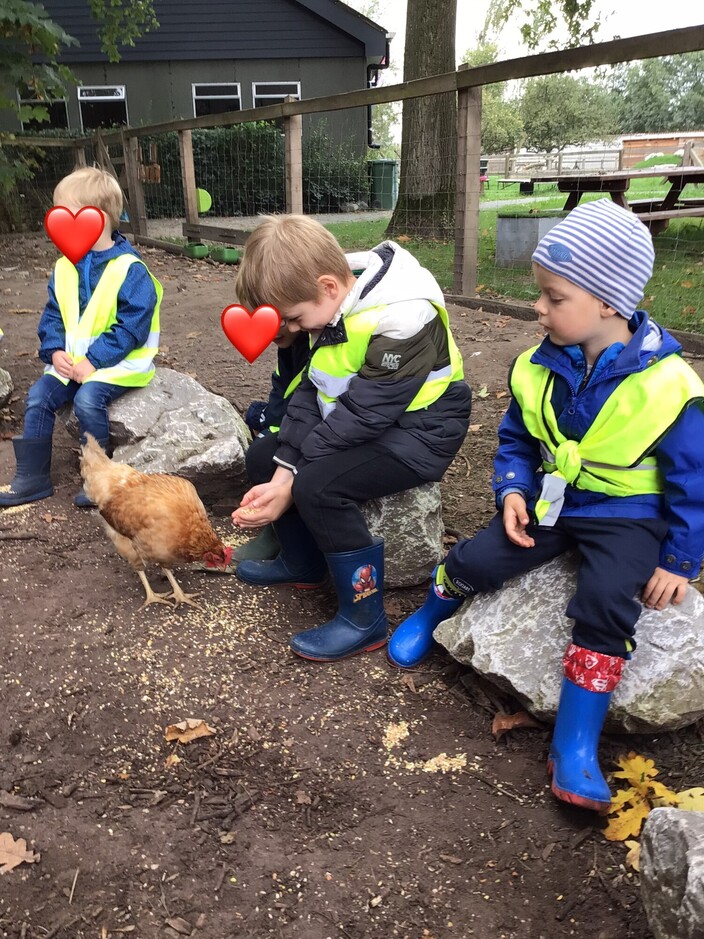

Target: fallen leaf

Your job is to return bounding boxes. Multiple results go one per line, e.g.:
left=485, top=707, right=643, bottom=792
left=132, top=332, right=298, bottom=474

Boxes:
left=41, top=513, right=67, bottom=524
left=624, top=840, right=641, bottom=871
left=396, top=234, right=412, bottom=243
left=295, top=790, right=312, bottom=805
left=476, top=385, right=489, bottom=398
left=165, top=917, right=192, bottom=935
left=219, top=831, right=237, bottom=844
left=439, top=854, right=463, bottom=865
left=672, top=787, right=704, bottom=812
left=681, top=280, right=693, bottom=289
left=0, top=832, right=40, bottom=874
left=491, top=710, right=542, bottom=741
left=164, top=753, right=181, bottom=768
left=185, top=331, right=202, bottom=339
left=496, top=390, right=508, bottom=399
left=469, top=423, right=482, bottom=432
left=401, top=674, right=417, bottom=694
left=603, top=797, right=651, bottom=841
left=164, top=719, right=217, bottom=744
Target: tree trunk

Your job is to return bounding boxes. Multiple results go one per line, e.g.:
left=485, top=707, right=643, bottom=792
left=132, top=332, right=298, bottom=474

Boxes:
left=385, top=0, right=457, bottom=240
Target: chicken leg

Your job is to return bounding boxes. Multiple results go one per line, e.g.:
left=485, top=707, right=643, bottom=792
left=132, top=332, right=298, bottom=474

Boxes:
left=161, top=568, right=201, bottom=608
left=137, top=570, right=174, bottom=609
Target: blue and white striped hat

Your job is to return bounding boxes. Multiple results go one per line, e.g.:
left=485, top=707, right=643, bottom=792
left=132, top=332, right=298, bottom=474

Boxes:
left=531, top=199, right=655, bottom=320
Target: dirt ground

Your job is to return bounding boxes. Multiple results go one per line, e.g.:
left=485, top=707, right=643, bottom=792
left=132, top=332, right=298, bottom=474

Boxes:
left=1, top=234, right=704, bottom=939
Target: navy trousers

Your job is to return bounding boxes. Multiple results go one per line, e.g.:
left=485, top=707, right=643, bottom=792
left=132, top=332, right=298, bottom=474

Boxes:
left=445, top=513, right=669, bottom=657
left=245, top=431, right=425, bottom=554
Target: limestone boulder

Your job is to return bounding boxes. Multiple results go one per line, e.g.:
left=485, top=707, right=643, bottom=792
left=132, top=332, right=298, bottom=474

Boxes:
left=434, top=553, right=704, bottom=733
left=0, top=367, right=13, bottom=408
left=362, top=483, right=444, bottom=587
left=65, top=368, right=250, bottom=513
left=640, top=808, right=704, bottom=939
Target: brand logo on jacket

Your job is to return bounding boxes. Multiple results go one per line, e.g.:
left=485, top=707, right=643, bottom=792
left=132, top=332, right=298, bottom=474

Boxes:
left=380, top=352, right=401, bottom=370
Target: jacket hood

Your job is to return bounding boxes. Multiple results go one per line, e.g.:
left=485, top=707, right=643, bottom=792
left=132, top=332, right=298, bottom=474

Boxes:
left=340, top=242, right=444, bottom=320
left=75, top=231, right=140, bottom=272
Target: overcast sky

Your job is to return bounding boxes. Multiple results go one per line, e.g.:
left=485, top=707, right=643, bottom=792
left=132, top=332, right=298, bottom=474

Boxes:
left=358, top=1, right=703, bottom=73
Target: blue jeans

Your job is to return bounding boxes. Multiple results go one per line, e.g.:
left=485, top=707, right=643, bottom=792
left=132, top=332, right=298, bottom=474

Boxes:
left=24, top=374, right=129, bottom=441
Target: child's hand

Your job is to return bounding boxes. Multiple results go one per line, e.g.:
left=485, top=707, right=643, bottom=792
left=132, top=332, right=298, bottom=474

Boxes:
left=51, top=350, right=73, bottom=379
left=642, top=567, right=689, bottom=610
left=502, top=493, right=535, bottom=548
left=232, top=480, right=293, bottom=528
left=69, top=359, right=96, bottom=384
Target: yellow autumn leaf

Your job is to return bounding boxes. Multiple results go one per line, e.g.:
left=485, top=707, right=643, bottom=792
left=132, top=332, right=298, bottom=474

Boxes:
left=603, top=797, right=651, bottom=841
left=610, top=787, right=639, bottom=812
left=673, top=787, right=704, bottom=812
left=647, top=780, right=680, bottom=805
left=613, top=751, right=660, bottom=783
left=624, top=840, right=641, bottom=871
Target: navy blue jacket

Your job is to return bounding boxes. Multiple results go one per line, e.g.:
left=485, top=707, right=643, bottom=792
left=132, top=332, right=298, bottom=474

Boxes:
left=493, top=311, right=704, bottom=577
left=38, top=232, right=157, bottom=370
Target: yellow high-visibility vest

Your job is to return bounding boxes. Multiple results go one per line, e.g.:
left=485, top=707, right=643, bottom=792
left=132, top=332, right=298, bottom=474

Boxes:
left=308, top=303, right=464, bottom=419
left=510, top=345, right=704, bottom=526
left=45, top=254, right=162, bottom=387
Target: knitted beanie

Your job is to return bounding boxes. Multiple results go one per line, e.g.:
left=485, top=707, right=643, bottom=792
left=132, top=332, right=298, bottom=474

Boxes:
left=531, top=199, right=655, bottom=319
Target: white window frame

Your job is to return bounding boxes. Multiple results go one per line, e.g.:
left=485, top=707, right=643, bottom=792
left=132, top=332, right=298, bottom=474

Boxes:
left=252, top=81, right=301, bottom=108
left=77, top=85, right=128, bottom=131
left=17, top=91, right=69, bottom=131
left=192, top=82, right=242, bottom=117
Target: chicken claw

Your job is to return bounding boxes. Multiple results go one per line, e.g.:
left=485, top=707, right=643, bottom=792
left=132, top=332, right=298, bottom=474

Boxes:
left=137, top=571, right=175, bottom=609
left=162, top=569, right=202, bottom=609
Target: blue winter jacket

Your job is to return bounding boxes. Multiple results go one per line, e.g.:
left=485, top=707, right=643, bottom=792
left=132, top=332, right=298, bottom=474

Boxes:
left=38, top=232, right=158, bottom=371
left=493, top=311, right=704, bottom=578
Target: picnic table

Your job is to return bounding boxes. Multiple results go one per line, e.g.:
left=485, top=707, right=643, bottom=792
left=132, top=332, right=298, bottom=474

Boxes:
left=528, top=166, right=704, bottom=233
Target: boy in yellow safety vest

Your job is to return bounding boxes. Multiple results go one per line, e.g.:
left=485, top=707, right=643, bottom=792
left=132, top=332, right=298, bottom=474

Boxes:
left=389, top=198, right=704, bottom=813
left=231, top=214, right=472, bottom=662
left=0, top=167, right=162, bottom=508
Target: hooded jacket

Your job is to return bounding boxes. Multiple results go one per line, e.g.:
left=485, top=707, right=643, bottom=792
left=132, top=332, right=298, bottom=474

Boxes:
left=38, top=232, right=158, bottom=371
left=275, top=242, right=471, bottom=480
left=493, top=311, right=704, bottom=577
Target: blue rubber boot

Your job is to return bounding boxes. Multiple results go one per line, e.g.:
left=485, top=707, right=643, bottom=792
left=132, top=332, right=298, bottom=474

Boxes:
left=547, top=643, right=624, bottom=812
left=74, top=436, right=110, bottom=507
left=388, top=566, right=465, bottom=668
left=236, top=511, right=327, bottom=588
left=0, top=437, right=53, bottom=507
left=548, top=679, right=614, bottom=811
left=290, top=538, right=388, bottom=661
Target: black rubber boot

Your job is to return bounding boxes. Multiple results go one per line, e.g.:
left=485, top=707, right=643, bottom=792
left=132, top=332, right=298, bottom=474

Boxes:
left=0, top=437, right=53, bottom=507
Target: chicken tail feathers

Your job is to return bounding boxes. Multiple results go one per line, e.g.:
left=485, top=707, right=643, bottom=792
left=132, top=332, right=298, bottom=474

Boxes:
left=80, top=433, right=133, bottom=507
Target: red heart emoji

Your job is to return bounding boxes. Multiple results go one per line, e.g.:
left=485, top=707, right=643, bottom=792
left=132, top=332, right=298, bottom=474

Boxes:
left=44, top=206, right=105, bottom=265
left=221, top=304, right=282, bottom=364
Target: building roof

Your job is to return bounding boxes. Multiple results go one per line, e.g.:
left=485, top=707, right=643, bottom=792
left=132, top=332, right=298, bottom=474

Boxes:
left=41, top=0, right=389, bottom=63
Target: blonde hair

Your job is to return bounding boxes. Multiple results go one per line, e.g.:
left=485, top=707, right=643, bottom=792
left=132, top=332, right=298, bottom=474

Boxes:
left=236, top=215, right=351, bottom=310
left=53, top=166, right=123, bottom=230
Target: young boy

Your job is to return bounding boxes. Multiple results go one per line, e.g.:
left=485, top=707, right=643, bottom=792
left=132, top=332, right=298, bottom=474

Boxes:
left=0, top=167, right=162, bottom=508
left=231, top=215, right=472, bottom=662
left=388, top=199, right=704, bottom=812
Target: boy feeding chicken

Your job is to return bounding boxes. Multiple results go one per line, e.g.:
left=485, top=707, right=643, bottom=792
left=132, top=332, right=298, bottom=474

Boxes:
left=0, top=167, right=161, bottom=509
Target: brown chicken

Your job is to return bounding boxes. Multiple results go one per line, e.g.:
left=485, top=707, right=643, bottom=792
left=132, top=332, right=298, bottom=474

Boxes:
left=80, top=434, right=233, bottom=608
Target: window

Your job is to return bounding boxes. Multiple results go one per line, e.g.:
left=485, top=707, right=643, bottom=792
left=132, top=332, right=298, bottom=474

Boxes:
left=252, top=82, right=301, bottom=108
left=17, top=90, right=69, bottom=131
left=78, top=86, right=128, bottom=130
left=192, top=83, right=242, bottom=117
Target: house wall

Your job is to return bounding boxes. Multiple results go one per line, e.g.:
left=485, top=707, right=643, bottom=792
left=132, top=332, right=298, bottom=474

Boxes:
left=1, top=58, right=370, bottom=148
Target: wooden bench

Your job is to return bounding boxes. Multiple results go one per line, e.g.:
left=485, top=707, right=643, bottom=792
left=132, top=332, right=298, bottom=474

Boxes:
left=498, top=178, right=535, bottom=194
left=632, top=205, right=704, bottom=235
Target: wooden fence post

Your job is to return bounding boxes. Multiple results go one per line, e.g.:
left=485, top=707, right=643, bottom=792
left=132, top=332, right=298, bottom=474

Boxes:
left=453, top=68, right=482, bottom=297
left=178, top=129, right=200, bottom=240
left=121, top=131, right=148, bottom=237
left=283, top=96, right=303, bottom=215
left=73, top=144, right=87, bottom=169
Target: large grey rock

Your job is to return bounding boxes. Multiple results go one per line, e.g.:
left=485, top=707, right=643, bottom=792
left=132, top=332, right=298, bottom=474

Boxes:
left=0, top=367, right=13, bottom=407
left=640, top=808, right=704, bottom=939
left=434, top=553, right=704, bottom=733
left=65, top=368, right=250, bottom=512
left=362, top=483, right=443, bottom=587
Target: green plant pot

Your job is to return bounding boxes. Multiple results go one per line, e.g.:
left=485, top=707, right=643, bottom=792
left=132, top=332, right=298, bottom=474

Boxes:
left=211, top=246, right=241, bottom=264
left=184, top=242, right=209, bottom=260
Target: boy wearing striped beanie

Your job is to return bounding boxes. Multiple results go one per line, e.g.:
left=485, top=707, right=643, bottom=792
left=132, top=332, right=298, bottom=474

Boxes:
left=389, top=198, right=704, bottom=812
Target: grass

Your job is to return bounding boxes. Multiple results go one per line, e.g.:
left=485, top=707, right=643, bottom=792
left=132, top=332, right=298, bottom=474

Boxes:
left=325, top=176, right=704, bottom=335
